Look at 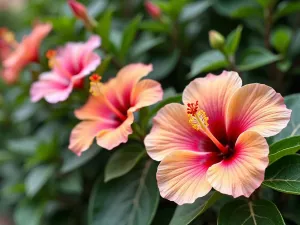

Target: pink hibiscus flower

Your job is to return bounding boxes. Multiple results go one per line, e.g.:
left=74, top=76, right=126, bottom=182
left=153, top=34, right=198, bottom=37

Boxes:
left=30, top=35, right=101, bottom=103
left=69, top=63, right=163, bottom=156
left=1, top=23, right=52, bottom=84
left=145, top=71, right=291, bottom=205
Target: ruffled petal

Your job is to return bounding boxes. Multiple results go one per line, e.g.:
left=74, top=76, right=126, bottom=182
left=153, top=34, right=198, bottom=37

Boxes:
left=96, top=112, right=134, bottom=150
left=182, top=71, right=242, bottom=141
left=226, top=84, right=291, bottom=141
left=207, top=131, right=269, bottom=198
left=130, top=79, right=163, bottom=111
left=30, top=72, right=72, bottom=103
left=144, top=103, right=218, bottom=161
left=69, top=120, right=113, bottom=156
left=157, top=150, right=219, bottom=205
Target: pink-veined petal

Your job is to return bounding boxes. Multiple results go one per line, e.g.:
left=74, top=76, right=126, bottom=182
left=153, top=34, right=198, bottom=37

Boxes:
left=157, top=150, right=219, bottom=205
left=207, top=131, right=269, bottom=198
left=69, top=120, right=115, bottom=156
left=144, top=103, right=218, bottom=161
left=182, top=71, right=242, bottom=141
left=96, top=112, right=134, bottom=150
left=130, top=79, right=163, bottom=111
left=226, top=84, right=291, bottom=141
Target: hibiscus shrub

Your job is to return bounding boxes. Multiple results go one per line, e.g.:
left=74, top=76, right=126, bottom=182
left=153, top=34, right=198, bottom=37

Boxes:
left=1, top=0, right=300, bottom=224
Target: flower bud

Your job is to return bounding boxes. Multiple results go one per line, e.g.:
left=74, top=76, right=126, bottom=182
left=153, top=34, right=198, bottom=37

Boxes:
left=145, top=1, right=161, bottom=19
left=209, top=30, right=225, bottom=50
left=68, top=0, right=96, bottom=30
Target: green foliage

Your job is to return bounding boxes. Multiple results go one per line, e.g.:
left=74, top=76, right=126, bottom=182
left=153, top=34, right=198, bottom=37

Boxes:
left=2, top=0, right=300, bottom=224
left=218, top=199, right=285, bottom=225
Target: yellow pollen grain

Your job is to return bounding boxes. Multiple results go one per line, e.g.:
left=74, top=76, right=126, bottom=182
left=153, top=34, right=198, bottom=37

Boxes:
left=188, top=110, right=209, bottom=131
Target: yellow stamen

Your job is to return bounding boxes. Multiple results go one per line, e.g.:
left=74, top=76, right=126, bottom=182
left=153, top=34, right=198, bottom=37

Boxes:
left=89, top=78, right=127, bottom=121
left=0, top=29, right=18, bottom=47
left=188, top=108, right=228, bottom=154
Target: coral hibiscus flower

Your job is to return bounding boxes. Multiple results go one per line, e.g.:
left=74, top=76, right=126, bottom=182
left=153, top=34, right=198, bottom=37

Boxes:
left=145, top=71, right=291, bottom=205
left=69, top=63, right=163, bottom=156
left=30, top=35, right=101, bottom=103
left=1, top=23, right=52, bottom=84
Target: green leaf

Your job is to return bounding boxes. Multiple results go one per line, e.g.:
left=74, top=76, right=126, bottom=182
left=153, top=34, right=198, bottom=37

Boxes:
left=271, top=26, right=292, bottom=54
left=290, top=29, right=300, bottom=58
left=96, top=8, right=114, bottom=50
left=88, top=160, right=159, bottom=225
left=274, top=1, right=300, bottom=21
left=104, top=143, right=145, bottom=182
left=189, top=50, right=229, bottom=78
left=225, top=25, right=243, bottom=55
left=59, top=172, right=82, bottom=194
left=131, top=35, right=165, bottom=58
left=0, top=150, right=15, bottom=164
left=273, top=94, right=300, bottom=142
left=60, top=146, right=101, bottom=174
left=264, top=155, right=300, bottom=194
left=218, top=199, right=285, bottom=225
left=96, top=55, right=112, bottom=76
left=255, top=0, right=277, bottom=8
left=269, top=136, right=300, bottom=164
left=119, top=15, right=142, bottom=61
left=7, top=137, right=39, bottom=156
left=169, top=192, right=222, bottom=225
left=14, top=201, right=45, bottom=225
left=25, top=164, right=55, bottom=197
left=179, top=1, right=212, bottom=22
left=149, top=50, right=180, bottom=80
left=214, top=0, right=263, bottom=18
left=237, top=47, right=281, bottom=71
left=140, top=21, right=169, bottom=33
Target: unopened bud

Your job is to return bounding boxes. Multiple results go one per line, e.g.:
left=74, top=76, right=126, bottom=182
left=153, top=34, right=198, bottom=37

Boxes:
left=68, top=0, right=96, bottom=30
left=209, top=30, right=225, bottom=50
left=145, top=1, right=161, bottom=19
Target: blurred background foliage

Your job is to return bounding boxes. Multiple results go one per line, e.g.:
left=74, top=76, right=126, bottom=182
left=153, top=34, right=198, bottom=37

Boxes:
left=1, top=0, right=300, bottom=224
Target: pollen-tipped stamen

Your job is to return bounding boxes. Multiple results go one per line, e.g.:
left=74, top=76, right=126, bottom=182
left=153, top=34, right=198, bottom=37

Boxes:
left=187, top=102, right=228, bottom=154
left=89, top=75, right=126, bottom=121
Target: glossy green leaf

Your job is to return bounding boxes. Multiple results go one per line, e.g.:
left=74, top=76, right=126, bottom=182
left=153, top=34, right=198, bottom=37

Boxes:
left=179, top=1, right=212, bottom=22
left=96, top=8, right=113, bottom=50
left=269, top=136, right=300, bottom=164
left=131, top=35, right=165, bottom=58
left=255, top=0, right=277, bottom=8
left=274, top=1, right=300, bottom=21
left=104, top=143, right=145, bottom=182
left=273, top=94, right=300, bottom=142
left=237, top=47, right=281, bottom=71
left=169, top=192, right=222, bottom=225
left=119, top=15, right=142, bottom=60
left=96, top=55, right=112, bottom=76
left=140, top=21, right=169, bottom=33
left=60, top=146, right=101, bottom=174
left=7, top=138, right=39, bottom=156
left=25, top=164, right=55, bottom=197
left=149, top=50, right=180, bottom=80
left=271, top=26, right=292, bottom=54
left=59, top=172, right=82, bottom=194
left=0, top=150, right=15, bottom=164
left=214, top=0, right=263, bottom=18
left=264, top=155, right=300, bottom=194
left=225, top=25, right=243, bottom=55
left=218, top=199, right=285, bottom=225
left=14, top=201, right=45, bottom=225
left=189, top=50, right=228, bottom=78
left=289, top=29, right=300, bottom=58
left=88, top=160, right=159, bottom=225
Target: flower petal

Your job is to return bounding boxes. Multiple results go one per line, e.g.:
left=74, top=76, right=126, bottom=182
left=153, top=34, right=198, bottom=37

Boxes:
left=30, top=72, right=72, bottom=103
left=69, top=120, right=113, bottom=156
left=157, top=150, right=219, bottom=205
left=144, top=103, right=218, bottom=161
left=96, top=112, right=134, bottom=150
left=182, top=71, right=242, bottom=141
left=226, top=84, right=291, bottom=140
left=130, top=79, right=163, bottom=111
left=207, top=131, right=269, bottom=198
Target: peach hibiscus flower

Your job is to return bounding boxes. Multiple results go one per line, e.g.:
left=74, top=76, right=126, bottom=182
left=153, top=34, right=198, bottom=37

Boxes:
left=69, top=63, right=163, bottom=156
left=1, top=23, right=52, bottom=84
left=145, top=71, right=291, bottom=205
left=30, top=35, right=101, bottom=103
